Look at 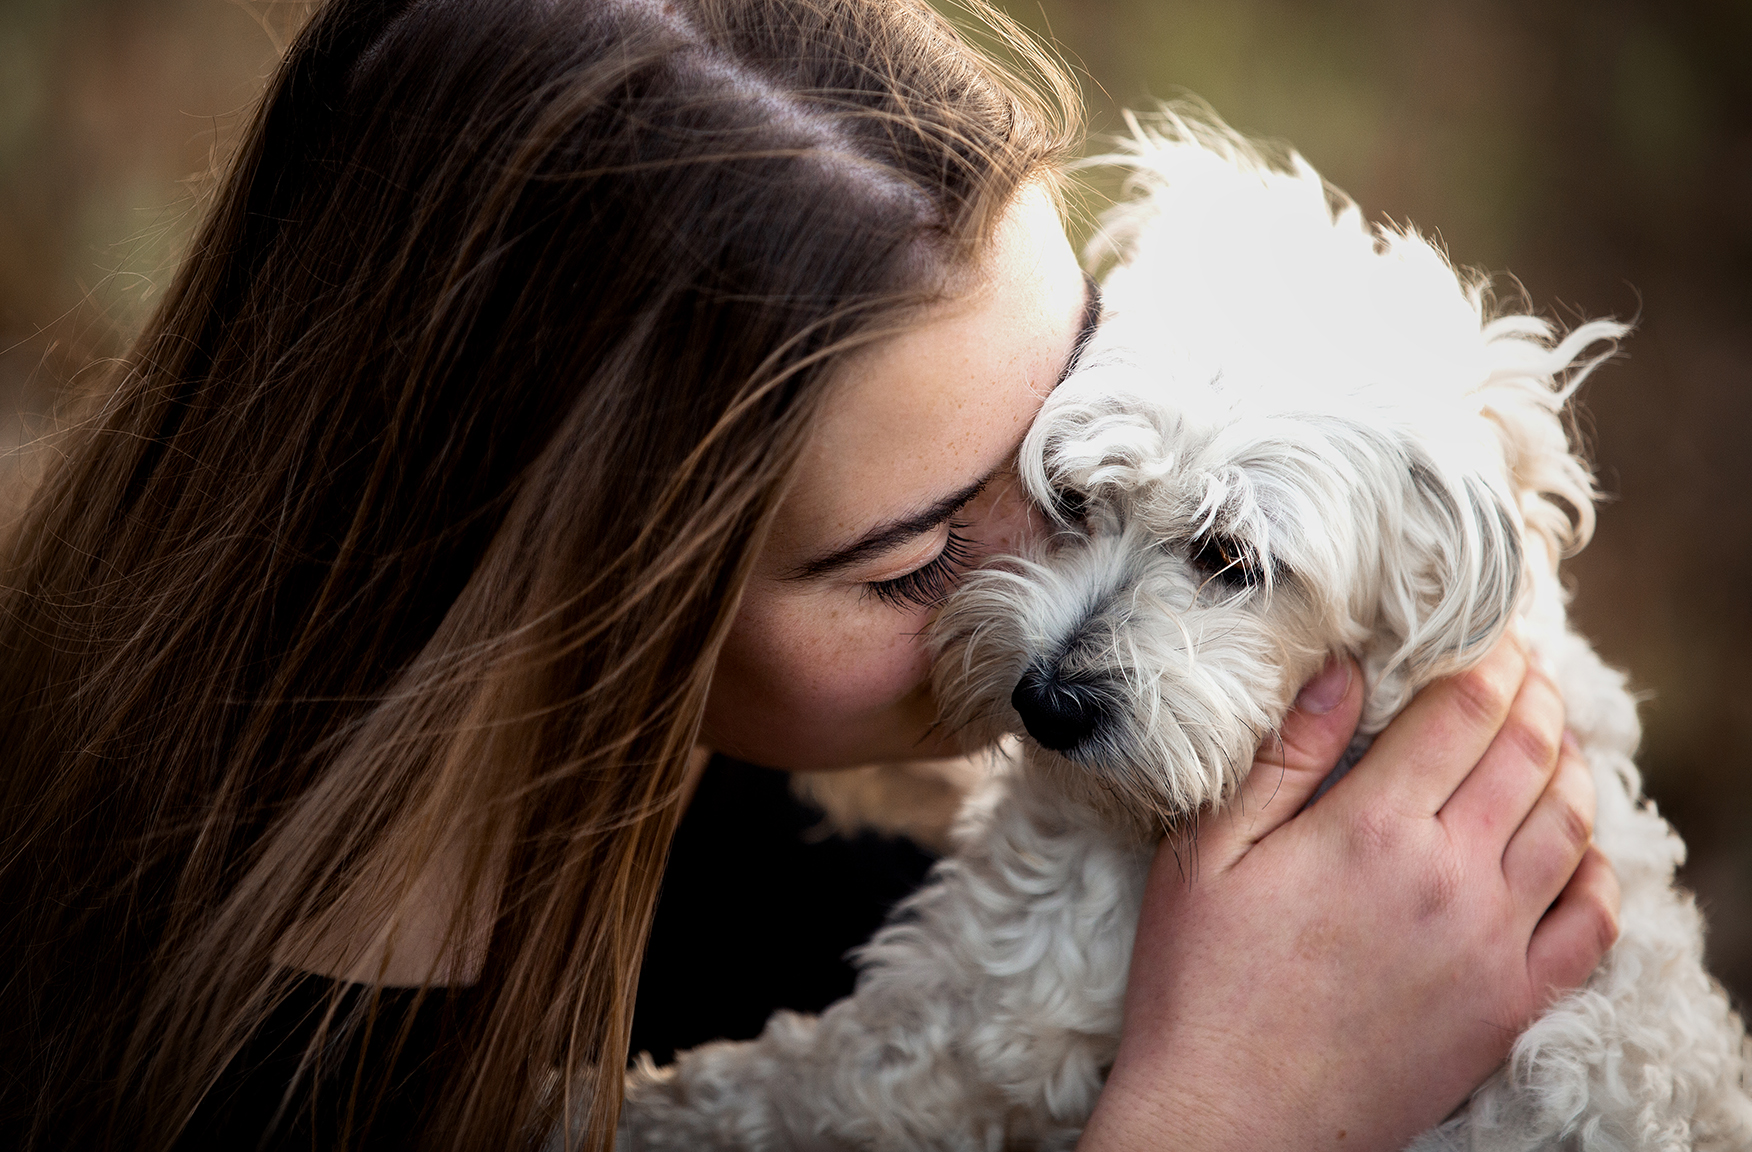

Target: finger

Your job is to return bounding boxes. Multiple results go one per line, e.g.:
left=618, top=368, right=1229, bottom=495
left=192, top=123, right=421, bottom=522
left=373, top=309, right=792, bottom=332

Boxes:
left=1501, top=737, right=1596, bottom=919
left=1212, top=655, right=1363, bottom=864
left=1525, top=845, right=1620, bottom=1005
left=1337, top=635, right=1529, bottom=817
left=1438, top=666, right=1565, bottom=841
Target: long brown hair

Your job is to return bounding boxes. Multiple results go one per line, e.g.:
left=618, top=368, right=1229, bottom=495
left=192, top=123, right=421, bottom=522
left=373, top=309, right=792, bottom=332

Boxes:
left=0, top=0, right=1076, bottom=1148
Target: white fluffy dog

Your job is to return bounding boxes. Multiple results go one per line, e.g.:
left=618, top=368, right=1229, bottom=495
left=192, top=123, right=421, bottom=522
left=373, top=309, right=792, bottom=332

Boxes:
left=617, top=113, right=1752, bottom=1151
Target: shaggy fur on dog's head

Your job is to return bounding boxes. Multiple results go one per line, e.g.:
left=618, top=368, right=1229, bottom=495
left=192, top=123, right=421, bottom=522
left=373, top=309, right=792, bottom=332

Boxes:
left=932, top=108, right=1626, bottom=826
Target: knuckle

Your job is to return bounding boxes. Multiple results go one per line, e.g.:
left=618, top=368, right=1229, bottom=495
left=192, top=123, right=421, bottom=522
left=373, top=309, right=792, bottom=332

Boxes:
left=1342, top=808, right=1464, bottom=918
left=1593, top=898, right=1622, bottom=953
left=1450, top=665, right=1514, bottom=730
left=1500, top=716, right=1561, bottom=773
left=1550, top=789, right=1594, bottom=850
left=1345, top=804, right=1407, bottom=861
left=1414, top=853, right=1465, bottom=919
left=1584, top=850, right=1621, bottom=949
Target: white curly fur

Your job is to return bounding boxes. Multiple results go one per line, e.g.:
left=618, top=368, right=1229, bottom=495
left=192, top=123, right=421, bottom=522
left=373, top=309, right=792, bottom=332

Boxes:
left=611, top=109, right=1752, bottom=1151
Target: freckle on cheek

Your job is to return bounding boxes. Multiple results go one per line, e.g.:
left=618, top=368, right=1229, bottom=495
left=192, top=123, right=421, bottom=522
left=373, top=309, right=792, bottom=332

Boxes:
left=1294, top=921, right=1343, bottom=963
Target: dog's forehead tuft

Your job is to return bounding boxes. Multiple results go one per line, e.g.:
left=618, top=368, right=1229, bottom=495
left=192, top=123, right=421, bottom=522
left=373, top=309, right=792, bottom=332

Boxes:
left=1070, top=129, right=1516, bottom=459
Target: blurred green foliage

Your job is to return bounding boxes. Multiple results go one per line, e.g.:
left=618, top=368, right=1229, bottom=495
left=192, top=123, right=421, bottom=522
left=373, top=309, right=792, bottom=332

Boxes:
left=1, top=0, right=1748, bottom=1001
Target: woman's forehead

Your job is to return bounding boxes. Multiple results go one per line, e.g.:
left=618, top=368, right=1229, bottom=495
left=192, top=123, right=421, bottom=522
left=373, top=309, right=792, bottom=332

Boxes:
left=772, top=186, right=1086, bottom=565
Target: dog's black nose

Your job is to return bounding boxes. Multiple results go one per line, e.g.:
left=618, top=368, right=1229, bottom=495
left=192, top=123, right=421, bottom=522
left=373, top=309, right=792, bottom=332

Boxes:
left=1011, top=667, right=1106, bottom=752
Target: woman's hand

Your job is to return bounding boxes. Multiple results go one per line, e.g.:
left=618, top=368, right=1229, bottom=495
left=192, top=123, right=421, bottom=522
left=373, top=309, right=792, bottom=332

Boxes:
left=1078, top=638, right=1621, bottom=1152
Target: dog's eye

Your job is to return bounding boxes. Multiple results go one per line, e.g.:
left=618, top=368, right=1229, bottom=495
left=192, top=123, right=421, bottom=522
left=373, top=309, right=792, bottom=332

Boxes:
left=1187, top=533, right=1258, bottom=591
left=1047, top=484, right=1088, bottom=524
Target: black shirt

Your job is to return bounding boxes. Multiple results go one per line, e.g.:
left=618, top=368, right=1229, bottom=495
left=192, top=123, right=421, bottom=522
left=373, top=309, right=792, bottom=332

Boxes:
left=178, top=756, right=936, bottom=1149
left=178, top=977, right=474, bottom=1152
left=630, top=756, right=938, bottom=1064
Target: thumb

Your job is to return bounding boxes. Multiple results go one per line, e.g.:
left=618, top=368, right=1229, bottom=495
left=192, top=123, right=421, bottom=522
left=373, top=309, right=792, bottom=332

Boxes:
left=1209, top=656, right=1363, bottom=864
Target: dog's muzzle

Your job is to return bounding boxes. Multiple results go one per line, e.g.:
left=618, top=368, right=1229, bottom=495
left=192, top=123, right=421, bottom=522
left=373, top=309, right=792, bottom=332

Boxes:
left=1010, top=666, right=1111, bottom=753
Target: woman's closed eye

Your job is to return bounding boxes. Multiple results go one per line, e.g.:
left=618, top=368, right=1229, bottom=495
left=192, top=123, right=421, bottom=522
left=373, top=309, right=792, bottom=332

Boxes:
left=863, top=523, right=975, bottom=611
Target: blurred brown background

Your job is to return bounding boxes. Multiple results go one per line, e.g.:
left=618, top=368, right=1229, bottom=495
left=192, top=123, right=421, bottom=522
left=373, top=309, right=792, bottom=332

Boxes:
left=2, top=0, right=1748, bottom=1002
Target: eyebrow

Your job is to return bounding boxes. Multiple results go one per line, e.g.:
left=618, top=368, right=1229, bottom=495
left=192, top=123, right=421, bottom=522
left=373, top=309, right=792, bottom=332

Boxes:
left=788, top=475, right=991, bottom=580
left=787, top=273, right=1103, bottom=582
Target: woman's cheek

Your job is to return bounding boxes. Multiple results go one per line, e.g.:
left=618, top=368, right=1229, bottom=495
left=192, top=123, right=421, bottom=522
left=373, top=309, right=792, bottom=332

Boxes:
left=703, top=591, right=938, bottom=769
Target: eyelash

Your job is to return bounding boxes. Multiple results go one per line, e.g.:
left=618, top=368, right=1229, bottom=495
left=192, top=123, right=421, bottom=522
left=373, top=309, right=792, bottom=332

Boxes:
left=863, top=524, right=976, bottom=611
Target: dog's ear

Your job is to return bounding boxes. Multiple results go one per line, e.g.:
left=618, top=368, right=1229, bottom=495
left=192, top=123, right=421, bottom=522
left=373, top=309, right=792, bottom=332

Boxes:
left=1368, top=315, right=1625, bottom=722
left=1370, top=449, right=1525, bottom=719
left=1474, top=315, right=1625, bottom=577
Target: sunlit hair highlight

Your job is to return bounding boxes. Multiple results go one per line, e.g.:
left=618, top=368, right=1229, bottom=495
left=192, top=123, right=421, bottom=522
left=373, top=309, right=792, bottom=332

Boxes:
left=0, top=1, right=1079, bottom=1148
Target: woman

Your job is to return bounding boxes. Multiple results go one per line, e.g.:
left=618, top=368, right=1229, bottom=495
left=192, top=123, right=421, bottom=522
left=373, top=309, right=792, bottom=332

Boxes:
left=0, top=0, right=1617, bottom=1149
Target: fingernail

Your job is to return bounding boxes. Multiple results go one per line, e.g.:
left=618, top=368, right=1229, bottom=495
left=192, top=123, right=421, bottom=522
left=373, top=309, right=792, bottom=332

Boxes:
left=1295, top=657, right=1350, bottom=715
